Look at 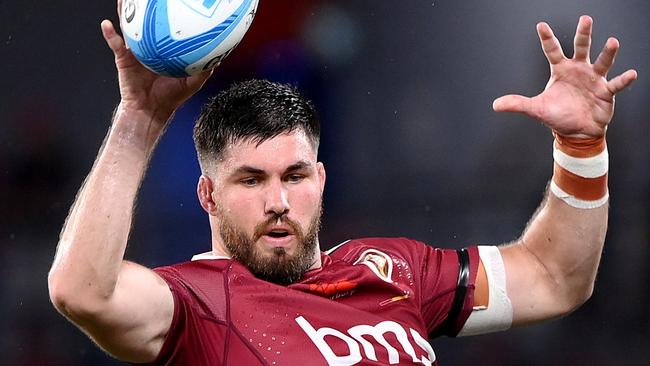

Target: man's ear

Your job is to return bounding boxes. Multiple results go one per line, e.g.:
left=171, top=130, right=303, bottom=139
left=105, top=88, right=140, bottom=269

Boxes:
left=197, top=175, right=218, bottom=215
left=317, top=162, right=326, bottom=194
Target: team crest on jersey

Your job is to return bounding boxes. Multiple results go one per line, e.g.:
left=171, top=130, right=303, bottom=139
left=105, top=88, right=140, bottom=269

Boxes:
left=354, top=249, right=394, bottom=283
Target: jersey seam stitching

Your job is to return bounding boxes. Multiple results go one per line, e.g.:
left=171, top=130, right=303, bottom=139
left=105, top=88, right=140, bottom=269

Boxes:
left=223, top=260, right=233, bottom=365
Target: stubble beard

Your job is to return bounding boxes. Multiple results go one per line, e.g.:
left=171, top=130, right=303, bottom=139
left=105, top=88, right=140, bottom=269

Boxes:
left=218, top=201, right=322, bottom=286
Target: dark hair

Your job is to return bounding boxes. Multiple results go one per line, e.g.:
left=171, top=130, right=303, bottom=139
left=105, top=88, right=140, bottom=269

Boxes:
left=193, top=79, right=320, bottom=172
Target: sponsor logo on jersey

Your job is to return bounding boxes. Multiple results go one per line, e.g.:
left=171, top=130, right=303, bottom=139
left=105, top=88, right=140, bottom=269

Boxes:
left=353, top=249, right=394, bottom=283
left=296, top=316, right=435, bottom=365
left=309, top=280, right=357, bottom=297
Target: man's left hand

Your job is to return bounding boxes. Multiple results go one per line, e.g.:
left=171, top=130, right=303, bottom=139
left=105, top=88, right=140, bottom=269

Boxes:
left=493, top=15, right=637, bottom=139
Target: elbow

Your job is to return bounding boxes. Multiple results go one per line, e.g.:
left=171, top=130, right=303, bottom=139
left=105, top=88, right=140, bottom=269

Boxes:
left=48, top=243, right=117, bottom=320
left=557, top=262, right=599, bottom=316
left=572, top=282, right=595, bottom=310
left=48, top=271, right=78, bottom=318
left=48, top=271, right=107, bottom=322
left=553, top=282, right=595, bottom=318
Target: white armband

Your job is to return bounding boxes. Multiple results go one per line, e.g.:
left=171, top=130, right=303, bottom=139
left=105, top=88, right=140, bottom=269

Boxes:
left=458, top=245, right=513, bottom=336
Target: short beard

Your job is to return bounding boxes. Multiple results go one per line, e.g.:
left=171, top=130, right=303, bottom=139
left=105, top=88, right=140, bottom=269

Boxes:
left=218, top=202, right=322, bottom=286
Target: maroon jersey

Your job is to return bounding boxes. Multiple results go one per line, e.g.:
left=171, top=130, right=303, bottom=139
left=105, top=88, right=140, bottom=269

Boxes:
left=144, top=238, right=479, bottom=366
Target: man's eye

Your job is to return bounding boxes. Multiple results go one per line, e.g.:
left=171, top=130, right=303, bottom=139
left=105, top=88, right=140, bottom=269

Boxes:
left=240, top=177, right=259, bottom=186
left=287, top=174, right=305, bottom=183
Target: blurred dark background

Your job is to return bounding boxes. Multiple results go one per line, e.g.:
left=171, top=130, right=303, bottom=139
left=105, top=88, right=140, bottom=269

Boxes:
left=1, top=0, right=648, bottom=365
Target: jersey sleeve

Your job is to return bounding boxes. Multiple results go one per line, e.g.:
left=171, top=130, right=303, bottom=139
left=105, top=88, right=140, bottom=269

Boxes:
left=136, top=264, right=229, bottom=366
left=413, top=242, right=480, bottom=338
left=140, top=266, right=192, bottom=365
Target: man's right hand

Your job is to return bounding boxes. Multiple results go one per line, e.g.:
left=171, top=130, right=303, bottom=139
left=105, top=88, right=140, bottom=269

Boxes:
left=101, top=0, right=213, bottom=127
left=48, top=4, right=215, bottom=362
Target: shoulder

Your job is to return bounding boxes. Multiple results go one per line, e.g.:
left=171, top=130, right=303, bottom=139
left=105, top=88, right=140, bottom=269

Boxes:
left=154, top=257, right=232, bottom=283
left=326, top=237, right=433, bottom=264
left=326, top=237, right=479, bottom=277
left=153, top=258, right=233, bottom=321
left=328, top=237, right=431, bottom=254
left=142, top=259, right=234, bottom=364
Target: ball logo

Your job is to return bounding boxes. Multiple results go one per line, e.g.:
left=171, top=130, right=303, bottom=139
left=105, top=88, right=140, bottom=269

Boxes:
left=244, top=7, right=256, bottom=27
left=180, top=0, right=225, bottom=17
left=202, top=50, right=231, bottom=71
left=124, top=0, right=137, bottom=23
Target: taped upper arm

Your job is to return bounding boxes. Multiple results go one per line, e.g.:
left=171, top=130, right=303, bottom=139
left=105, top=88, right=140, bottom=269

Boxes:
left=475, top=259, right=489, bottom=308
left=458, top=246, right=513, bottom=336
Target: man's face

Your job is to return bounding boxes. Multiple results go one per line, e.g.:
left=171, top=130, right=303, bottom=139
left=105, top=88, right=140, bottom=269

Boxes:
left=206, top=129, right=325, bottom=285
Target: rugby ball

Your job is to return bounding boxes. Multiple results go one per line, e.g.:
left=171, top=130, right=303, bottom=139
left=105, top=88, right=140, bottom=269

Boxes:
left=120, top=0, right=259, bottom=77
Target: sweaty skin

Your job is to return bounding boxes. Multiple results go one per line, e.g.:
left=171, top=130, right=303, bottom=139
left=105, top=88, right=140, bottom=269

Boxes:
left=48, top=11, right=636, bottom=364
left=488, top=16, right=636, bottom=325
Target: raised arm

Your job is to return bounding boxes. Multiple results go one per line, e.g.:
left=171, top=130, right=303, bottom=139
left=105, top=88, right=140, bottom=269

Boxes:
left=491, top=16, right=637, bottom=325
left=47, top=7, right=212, bottom=362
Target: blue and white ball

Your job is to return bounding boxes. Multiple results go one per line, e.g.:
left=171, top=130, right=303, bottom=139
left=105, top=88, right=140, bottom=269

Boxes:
left=120, top=0, right=259, bottom=77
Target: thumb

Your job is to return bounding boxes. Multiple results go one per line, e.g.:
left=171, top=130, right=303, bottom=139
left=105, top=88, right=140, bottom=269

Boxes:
left=101, top=20, right=127, bottom=57
left=492, top=94, right=532, bottom=114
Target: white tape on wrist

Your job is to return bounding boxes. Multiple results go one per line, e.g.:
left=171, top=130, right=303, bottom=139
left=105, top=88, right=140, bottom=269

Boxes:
left=458, top=246, right=512, bottom=337
left=550, top=136, right=609, bottom=209
left=553, top=146, right=609, bottom=178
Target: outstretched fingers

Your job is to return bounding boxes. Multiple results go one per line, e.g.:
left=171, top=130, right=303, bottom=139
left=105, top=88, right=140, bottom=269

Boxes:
left=537, top=22, right=566, bottom=65
left=573, top=15, right=593, bottom=61
left=608, top=69, right=638, bottom=94
left=593, top=37, right=620, bottom=77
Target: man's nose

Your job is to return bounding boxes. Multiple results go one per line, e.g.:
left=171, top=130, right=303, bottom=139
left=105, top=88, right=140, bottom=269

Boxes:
left=264, top=179, right=290, bottom=216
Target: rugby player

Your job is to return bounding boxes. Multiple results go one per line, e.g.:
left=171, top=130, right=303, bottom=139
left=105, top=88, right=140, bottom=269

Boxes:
left=48, top=8, right=637, bottom=366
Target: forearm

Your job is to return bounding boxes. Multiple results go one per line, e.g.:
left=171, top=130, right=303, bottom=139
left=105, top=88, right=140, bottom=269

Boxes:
left=49, top=105, right=167, bottom=313
left=503, top=134, right=609, bottom=324
left=520, top=189, right=607, bottom=306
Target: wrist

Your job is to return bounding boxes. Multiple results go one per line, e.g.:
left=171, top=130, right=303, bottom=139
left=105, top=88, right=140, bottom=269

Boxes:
left=552, top=132, right=606, bottom=155
left=550, top=132, right=609, bottom=209
left=110, top=103, right=172, bottom=154
left=114, top=101, right=175, bottom=128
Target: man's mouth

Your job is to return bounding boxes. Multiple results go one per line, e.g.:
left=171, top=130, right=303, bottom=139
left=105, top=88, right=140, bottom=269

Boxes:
left=259, top=225, right=297, bottom=248
left=266, top=229, right=290, bottom=238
